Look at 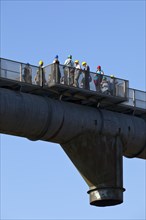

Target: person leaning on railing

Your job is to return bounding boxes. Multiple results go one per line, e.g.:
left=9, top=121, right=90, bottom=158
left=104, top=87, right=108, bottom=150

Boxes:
left=35, top=60, right=47, bottom=86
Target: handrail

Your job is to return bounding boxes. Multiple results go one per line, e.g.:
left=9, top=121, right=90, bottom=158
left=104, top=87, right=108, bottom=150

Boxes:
left=0, top=57, right=38, bottom=68
left=0, top=58, right=146, bottom=110
left=123, top=87, right=146, bottom=110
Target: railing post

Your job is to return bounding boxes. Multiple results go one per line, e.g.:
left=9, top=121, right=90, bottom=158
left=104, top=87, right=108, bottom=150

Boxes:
left=133, top=89, right=136, bottom=107
left=67, top=67, right=70, bottom=85
left=20, top=63, right=22, bottom=82
left=40, top=67, right=43, bottom=86
left=0, top=58, right=1, bottom=77
left=55, top=63, right=61, bottom=84
left=113, top=78, right=116, bottom=96
left=125, top=80, right=128, bottom=99
left=54, top=63, right=58, bottom=84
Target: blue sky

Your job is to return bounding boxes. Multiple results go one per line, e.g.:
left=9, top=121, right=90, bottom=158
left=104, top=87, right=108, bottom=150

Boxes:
left=0, top=0, right=146, bottom=219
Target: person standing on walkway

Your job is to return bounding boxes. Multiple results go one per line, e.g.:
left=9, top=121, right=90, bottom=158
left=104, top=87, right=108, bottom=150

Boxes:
left=23, top=63, right=32, bottom=84
left=73, top=60, right=81, bottom=87
left=35, top=60, right=46, bottom=86
left=52, top=55, right=61, bottom=83
left=93, top=65, right=104, bottom=92
left=81, top=61, right=91, bottom=90
left=64, top=55, right=74, bottom=85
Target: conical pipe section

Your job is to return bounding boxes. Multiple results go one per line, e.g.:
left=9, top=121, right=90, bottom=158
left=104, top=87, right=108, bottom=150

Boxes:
left=61, top=134, right=125, bottom=207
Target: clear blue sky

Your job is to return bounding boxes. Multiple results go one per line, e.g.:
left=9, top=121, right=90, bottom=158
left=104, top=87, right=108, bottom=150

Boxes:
left=0, top=1, right=146, bottom=219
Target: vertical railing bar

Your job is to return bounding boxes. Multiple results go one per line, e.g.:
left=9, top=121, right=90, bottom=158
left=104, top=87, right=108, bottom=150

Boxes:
left=20, top=63, right=22, bottom=81
left=133, top=89, right=136, bottom=107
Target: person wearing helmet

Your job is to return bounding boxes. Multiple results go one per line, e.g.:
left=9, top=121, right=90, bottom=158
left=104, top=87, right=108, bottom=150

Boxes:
left=35, top=60, right=46, bottom=86
left=74, top=60, right=79, bottom=64
left=23, top=63, right=32, bottom=84
left=109, top=75, right=118, bottom=95
left=81, top=61, right=91, bottom=90
left=39, top=60, right=44, bottom=66
left=73, top=60, right=81, bottom=87
left=64, top=55, right=74, bottom=85
left=96, top=65, right=104, bottom=75
left=53, top=55, right=59, bottom=64
left=93, top=65, right=104, bottom=92
left=100, top=76, right=110, bottom=94
left=64, top=55, right=74, bottom=67
left=52, top=55, right=61, bottom=84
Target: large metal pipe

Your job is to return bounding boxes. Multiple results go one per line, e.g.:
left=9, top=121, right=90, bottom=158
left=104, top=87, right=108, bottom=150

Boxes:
left=0, top=88, right=146, bottom=206
left=0, top=88, right=146, bottom=159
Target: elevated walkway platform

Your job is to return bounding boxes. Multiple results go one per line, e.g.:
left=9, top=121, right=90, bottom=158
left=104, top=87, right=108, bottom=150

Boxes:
left=0, top=58, right=146, bottom=118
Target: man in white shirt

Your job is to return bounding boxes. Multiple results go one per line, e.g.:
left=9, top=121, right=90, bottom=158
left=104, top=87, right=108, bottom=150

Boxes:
left=74, top=60, right=81, bottom=87
left=64, top=55, right=74, bottom=85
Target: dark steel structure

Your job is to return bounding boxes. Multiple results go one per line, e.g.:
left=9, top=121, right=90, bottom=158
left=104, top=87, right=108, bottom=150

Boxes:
left=0, top=58, right=146, bottom=206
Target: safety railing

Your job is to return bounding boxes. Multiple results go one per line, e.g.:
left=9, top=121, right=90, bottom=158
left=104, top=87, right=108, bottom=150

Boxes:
left=123, top=88, right=146, bottom=110
left=0, top=58, right=39, bottom=85
left=44, top=64, right=129, bottom=99
left=0, top=58, right=146, bottom=110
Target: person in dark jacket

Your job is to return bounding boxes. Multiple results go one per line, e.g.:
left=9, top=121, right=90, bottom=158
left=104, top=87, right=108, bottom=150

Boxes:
left=81, top=61, right=91, bottom=90
left=52, top=55, right=61, bottom=83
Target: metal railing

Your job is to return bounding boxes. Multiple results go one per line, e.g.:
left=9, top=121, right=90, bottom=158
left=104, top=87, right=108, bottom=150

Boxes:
left=0, top=58, right=146, bottom=110
left=0, top=58, right=39, bottom=85
left=44, top=64, right=129, bottom=99
left=123, top=88, right=146, bottom=110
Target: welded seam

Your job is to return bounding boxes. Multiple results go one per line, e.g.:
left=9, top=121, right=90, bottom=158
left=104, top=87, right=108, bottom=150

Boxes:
left=28, top=97, right=52, bottom=141
left=43, top=100, right=65, bottom=141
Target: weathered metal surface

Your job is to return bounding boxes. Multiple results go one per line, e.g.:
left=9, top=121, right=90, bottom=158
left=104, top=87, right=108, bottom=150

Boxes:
left=0, top=88, right=146, bottom=206
left=88, top=187, right=125, bottom=207
left=61, top=135, right=124, bottom=206
left=0, top=88, right=145, bottom=159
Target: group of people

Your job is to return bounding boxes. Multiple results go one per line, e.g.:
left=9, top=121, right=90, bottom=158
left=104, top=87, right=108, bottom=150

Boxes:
left=61, top=55, right=116, bottom=95
left=22, top=55, right=116, bottom=95
left=62, top=55, right=91, bottom=90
